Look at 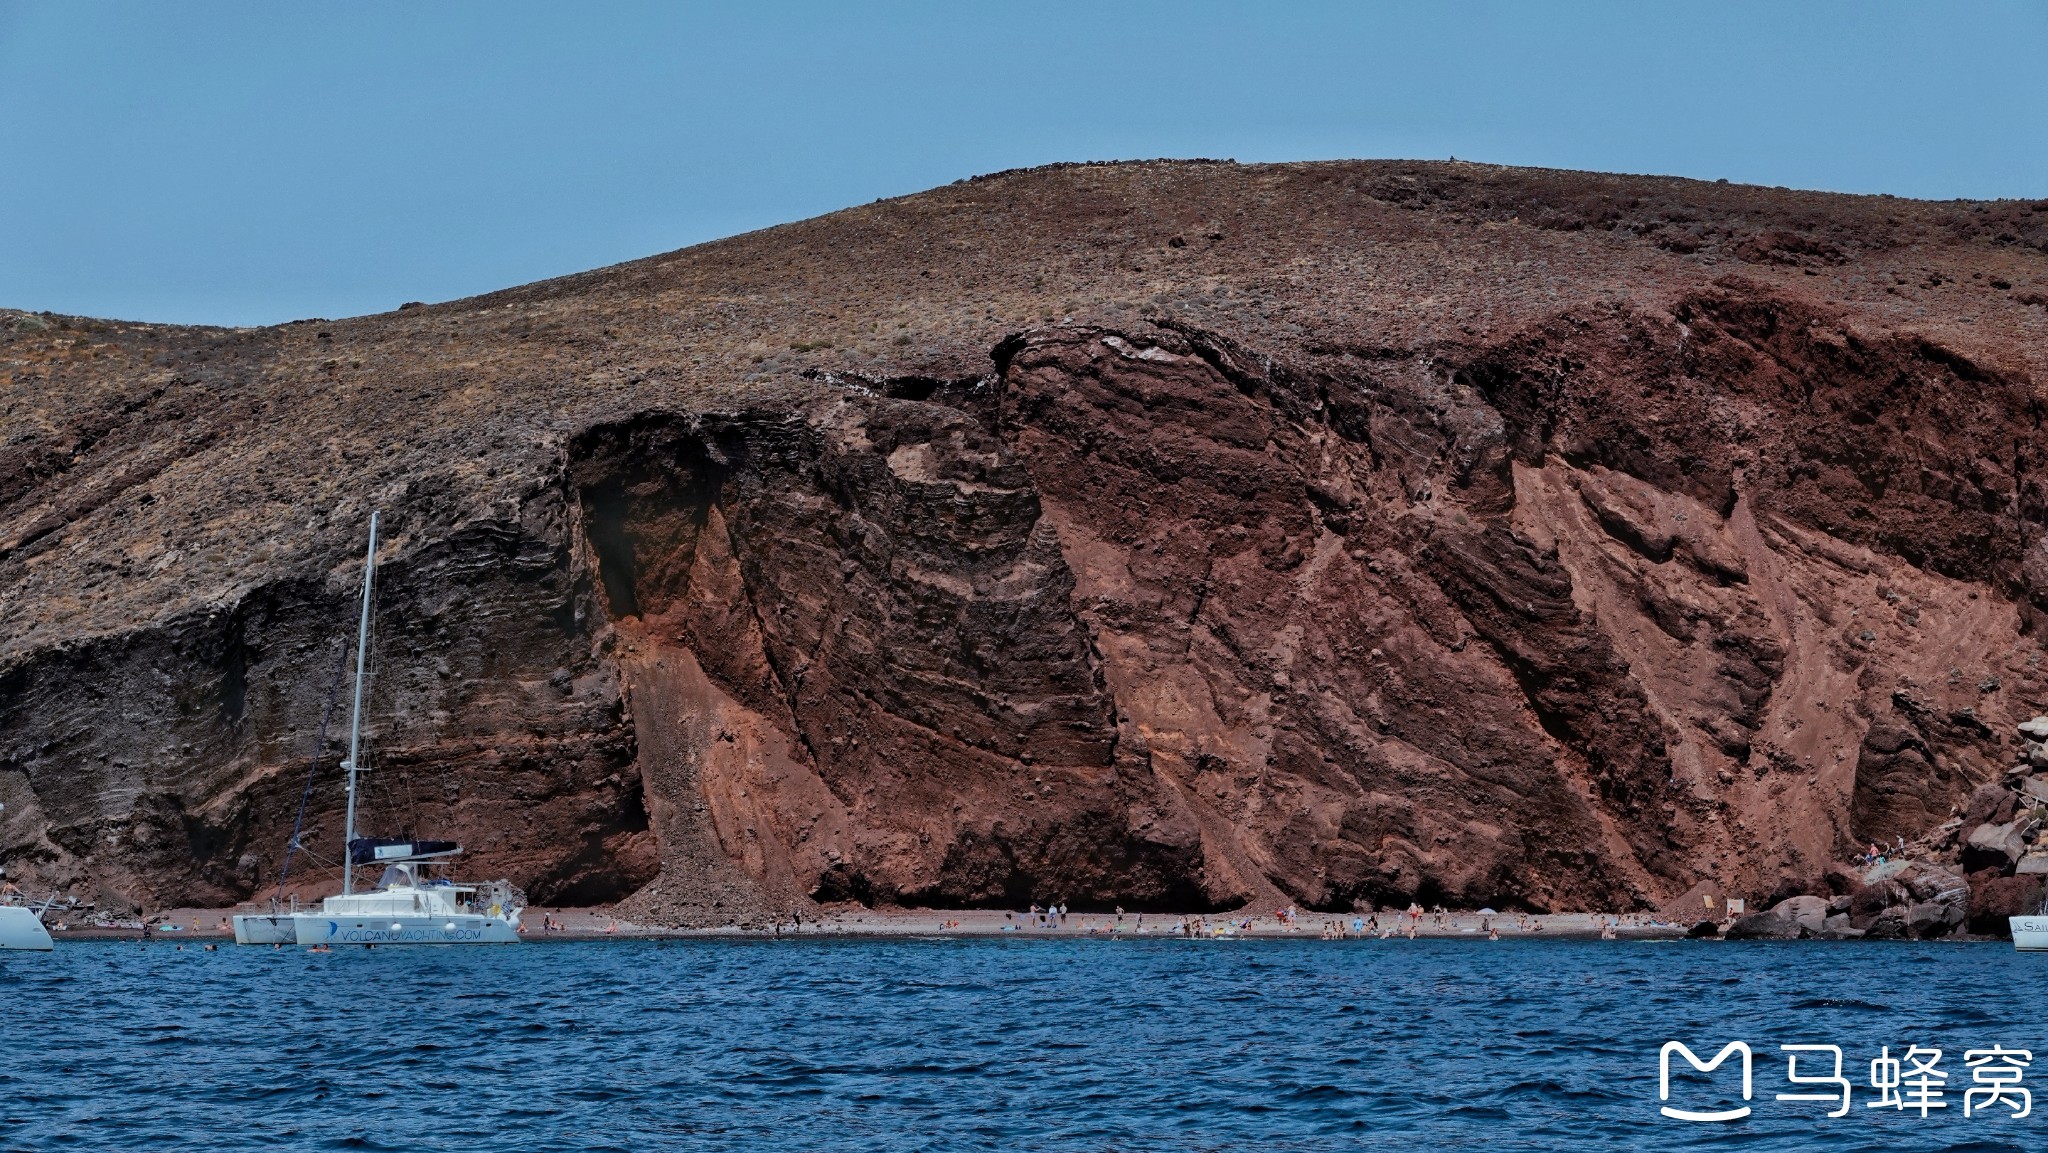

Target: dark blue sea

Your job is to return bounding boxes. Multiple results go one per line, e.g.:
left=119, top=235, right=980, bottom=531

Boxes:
left=2, top=937, right=2040, bottom=1151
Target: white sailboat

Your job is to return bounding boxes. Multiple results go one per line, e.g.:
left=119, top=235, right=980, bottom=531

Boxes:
left=0, top=894, right=55, bottom=951
left=235, top=513, right=524, bottom=946
left=293, top=842, right=524, bottom=946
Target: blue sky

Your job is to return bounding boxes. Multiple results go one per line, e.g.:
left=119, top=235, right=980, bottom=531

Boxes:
left=2, top=2, right=2043, bottom=326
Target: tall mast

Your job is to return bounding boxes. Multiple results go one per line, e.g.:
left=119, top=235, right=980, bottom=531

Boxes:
left=341, top=512, right=379, bottom=896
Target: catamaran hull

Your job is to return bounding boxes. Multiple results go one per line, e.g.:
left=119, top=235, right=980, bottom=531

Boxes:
left=0, top=905, right=53, bottom=951
left=291, top=912, right=521, bottom=946
left=231, top=914, right=299, bottom=945
left=2010, top=916, right=2048, bottom=951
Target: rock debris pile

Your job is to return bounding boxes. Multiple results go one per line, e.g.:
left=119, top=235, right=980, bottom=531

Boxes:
left=1727, top=714, right=2048, bottom=940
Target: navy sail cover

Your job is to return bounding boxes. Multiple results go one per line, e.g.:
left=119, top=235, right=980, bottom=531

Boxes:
left=348, top=837, right=461, bottom=865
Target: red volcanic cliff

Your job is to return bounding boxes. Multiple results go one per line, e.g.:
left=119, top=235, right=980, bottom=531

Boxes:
left=2, top=160, right=2046, bottom=922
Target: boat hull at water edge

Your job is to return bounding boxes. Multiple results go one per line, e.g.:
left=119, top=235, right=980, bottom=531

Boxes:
left=2010, top=916, right=2048, bottom=951
left=232, top=914, right=298, bottom=945
left=291, top=912, right=521, bottom=946
left=0, top=905, right=54, bottom=951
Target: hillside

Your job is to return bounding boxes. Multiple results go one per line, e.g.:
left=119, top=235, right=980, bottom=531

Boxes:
left=4, top=159, right=2047, bottom=922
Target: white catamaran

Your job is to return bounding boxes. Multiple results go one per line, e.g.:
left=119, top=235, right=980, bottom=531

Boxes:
left=0, top=893, right=55, bottom=951
left=234, top=513, right=524, bottom=946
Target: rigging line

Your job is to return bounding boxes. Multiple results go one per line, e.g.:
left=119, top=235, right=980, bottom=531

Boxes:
left=358, top=558, right=390, bottom=835
left=396, top=697, right=422, bottom=835
left=272, top=640, right=352, bottom=903
left=364, top=600, right=393, bottom=833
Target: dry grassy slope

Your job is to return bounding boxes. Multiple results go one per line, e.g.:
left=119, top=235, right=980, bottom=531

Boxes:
left=2, top=159, right=2046, bottom=919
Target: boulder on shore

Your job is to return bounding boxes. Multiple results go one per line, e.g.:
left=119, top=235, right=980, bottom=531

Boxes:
left=1863, top=907, right=1910, bottom=940
left=1906, top=901, right=1963, bottom=938
left=1763, top=875, right=1826, bottom=908
left=1849, top=881, right=1904, bottom=929
left=1964, top=822, right=2026, bottom=874
left=1726, top=911, right=1803, bottom=940
left=1897, top=862, right=1969, bottom=907
left=1770, top=895, right=1829, bottom=935
left=1967, top=873, right=2047, bottom=936
left=1821, top=865, right=1866, bottom=898
left=1964, top=783, right=2017, bottom=828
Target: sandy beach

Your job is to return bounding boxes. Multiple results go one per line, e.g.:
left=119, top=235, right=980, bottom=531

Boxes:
left=56, top=905, right=1691, bottom=943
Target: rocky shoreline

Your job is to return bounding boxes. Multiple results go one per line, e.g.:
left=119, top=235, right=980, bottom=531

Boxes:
left=1699, top=712, right=2048, bottom=943
left=45, top=905, right=1689, bottom=942
left=44, top=901, right=2026, bottom=945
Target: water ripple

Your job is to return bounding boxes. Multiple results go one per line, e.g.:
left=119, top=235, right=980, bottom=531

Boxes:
left=0, top=938, right=2039, bottom=1150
